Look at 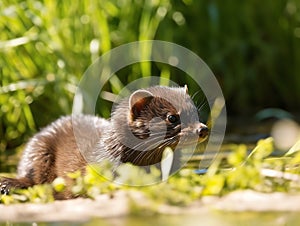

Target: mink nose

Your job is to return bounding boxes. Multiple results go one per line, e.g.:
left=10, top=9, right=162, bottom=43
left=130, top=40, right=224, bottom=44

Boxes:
left=196, top=125, right=209, bottom=138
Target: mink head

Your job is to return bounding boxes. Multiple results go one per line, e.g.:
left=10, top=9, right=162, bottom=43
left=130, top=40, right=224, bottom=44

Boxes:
left=111, top=86, right=209, bottom=165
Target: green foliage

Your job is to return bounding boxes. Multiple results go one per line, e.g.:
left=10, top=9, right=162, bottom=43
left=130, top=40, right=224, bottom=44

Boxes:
left=66, top=162, right=118, bottom=198
left=201, top=138, right=300, bottom=195
left=0, top=184, right=54, bottom=205
left=201, top=138, right=269, bottom=195
left=52, top=177, right=66, bottom=193
left=116, top=164, right=161, bottom=186
left=285, top=139, right=300, bottom=156
left=169, top=0, right=300, bottom=114
left=142, top=169, right=203, bottom=206
left=0, top=0, right=173, bottom=170
left=2, top=138, right=300, bottom=206
left=2, top=0, right=300, bottom=170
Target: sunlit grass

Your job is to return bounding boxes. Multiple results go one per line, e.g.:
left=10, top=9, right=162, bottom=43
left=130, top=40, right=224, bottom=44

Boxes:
left=1, top=0, right=300, bottom=172
left=0, top=0, right=172, bottom=169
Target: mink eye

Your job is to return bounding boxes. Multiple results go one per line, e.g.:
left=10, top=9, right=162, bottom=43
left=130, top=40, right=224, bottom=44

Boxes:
left=167, top=114, right=179, bottom=123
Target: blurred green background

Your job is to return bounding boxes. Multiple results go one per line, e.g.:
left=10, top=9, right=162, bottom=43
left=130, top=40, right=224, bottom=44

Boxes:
left=1, top=0, right=300, bottom=171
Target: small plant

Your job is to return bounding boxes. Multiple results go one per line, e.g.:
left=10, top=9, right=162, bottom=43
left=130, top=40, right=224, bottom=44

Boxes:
left=1, top=138, right=300, bottom=205
left=0, top=184, right=54, bottom=205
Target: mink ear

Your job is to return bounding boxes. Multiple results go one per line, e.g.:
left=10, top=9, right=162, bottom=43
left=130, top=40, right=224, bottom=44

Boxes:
left=129, top=90, right=154, bottom=120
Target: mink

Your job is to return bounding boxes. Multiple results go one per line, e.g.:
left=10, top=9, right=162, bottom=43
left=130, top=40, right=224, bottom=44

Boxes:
left=0, top=86, right=208, bottom=199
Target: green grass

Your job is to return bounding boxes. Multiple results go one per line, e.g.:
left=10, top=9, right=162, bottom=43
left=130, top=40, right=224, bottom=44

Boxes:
left=1, top=0, right=300, bottom=171
left=0, top=0, right=172, bottom=169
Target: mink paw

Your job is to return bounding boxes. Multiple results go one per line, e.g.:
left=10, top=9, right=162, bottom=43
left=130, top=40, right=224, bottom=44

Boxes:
left=0, top=180, right=10, bottom=195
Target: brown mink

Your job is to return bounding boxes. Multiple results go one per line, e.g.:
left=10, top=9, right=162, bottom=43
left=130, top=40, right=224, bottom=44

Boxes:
left=0, top=86, right=209, bottom=199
